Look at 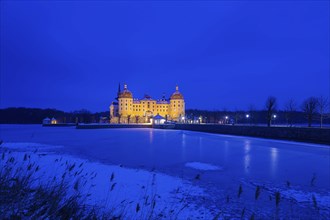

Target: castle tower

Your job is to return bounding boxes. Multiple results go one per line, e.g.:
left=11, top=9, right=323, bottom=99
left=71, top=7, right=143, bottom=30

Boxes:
left=169, top=85, right=185, bottom=121
left=118, top=83, right=133, bottom=119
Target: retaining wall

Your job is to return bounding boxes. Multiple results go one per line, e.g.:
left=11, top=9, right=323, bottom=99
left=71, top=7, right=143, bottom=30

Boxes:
left=173, top=124, right=330, bottom=145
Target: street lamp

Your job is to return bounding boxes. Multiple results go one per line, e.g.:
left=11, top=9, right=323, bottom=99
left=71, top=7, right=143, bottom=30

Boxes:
left=225, top=116, right=228, bottom=124
left=246, top=114, right=250, bottom=125
left=272, top=114, right=277, bottom=126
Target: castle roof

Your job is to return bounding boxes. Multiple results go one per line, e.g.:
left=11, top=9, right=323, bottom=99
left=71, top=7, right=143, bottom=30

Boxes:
left=157, top=100, right=169, bottom=104
left=118, top=84, right=133, bottom=98
left=117, top=84, right=183, bottom=101
left=141, top=94, right=153, bottom=100
left=170, top=85, right=184, bottom=100
left=157, top=94, right=169, bottom=104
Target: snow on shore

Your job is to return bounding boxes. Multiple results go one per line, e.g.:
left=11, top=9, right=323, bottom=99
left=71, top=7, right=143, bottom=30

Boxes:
left=281, top=189, right=330, bottom=208
left=0, top=142, right=213, bottom=219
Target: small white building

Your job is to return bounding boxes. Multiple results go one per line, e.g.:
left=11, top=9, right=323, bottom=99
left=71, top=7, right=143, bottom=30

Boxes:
left=42, top=117, right=51, bottom=125
left=153, top=114, right=166, bottom=125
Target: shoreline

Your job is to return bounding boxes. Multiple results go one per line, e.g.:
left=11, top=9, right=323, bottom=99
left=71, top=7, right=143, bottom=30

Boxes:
left=75, top=123, right=330, bottom=145
left=172, top=124, right=330, bottom=146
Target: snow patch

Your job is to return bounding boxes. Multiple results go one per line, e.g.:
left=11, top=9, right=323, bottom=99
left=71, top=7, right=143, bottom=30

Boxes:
left=185, top=162, right=222, bottom=171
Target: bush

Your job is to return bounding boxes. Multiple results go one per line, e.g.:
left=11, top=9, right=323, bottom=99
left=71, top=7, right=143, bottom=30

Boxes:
left=0, top=150, right=111, bottom=219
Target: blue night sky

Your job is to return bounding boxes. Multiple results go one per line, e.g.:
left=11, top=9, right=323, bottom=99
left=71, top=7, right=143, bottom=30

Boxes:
left=1, top=1, right=329, bottom=112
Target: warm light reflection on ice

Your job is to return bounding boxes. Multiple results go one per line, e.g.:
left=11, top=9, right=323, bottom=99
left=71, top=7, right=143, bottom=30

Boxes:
left=182, top=132, right=186, bottom=147
left=149, top=129, right=153, bottom=143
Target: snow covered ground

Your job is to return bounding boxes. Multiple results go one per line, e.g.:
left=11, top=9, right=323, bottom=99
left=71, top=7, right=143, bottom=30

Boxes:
left=1, top=142, right=212, bottom=219
left=0, top=124, right=329, bottom=218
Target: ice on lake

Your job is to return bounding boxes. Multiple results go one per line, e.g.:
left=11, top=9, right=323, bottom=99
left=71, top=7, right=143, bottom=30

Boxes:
left=1, top=124, right=329, bottom=219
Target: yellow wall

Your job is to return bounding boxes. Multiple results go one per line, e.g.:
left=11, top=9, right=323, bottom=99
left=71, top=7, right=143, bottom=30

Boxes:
left=169, top=99, right=185, bottom=120
left=117, top=97, right=184, bottom=121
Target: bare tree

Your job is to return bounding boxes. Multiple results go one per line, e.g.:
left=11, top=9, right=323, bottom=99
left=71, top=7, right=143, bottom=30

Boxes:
left=127, top=115, right=131, bottom=124
left=265, top=96, right=277, bottom=127
left=317, top=96, right=329, bottom=128
left=284, top=98, right=297, bottom=127
left=301, top=97, right=318, bottom=127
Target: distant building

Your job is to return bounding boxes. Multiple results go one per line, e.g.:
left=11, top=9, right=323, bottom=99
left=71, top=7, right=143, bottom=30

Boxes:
left=51, top=117, right=57, bottom=124
left=109, top=84, right=185, bottom=123
left=42, top=117, right=51, bottom=124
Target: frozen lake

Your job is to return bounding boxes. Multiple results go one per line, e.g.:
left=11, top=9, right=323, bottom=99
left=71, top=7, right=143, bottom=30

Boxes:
left=1, top=124, right=329, bottom=218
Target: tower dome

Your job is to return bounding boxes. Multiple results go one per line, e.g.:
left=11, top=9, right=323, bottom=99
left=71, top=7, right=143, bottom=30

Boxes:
left=118, top=84, right=133, bottom=98
left=170, top=85, right=184, bottom=100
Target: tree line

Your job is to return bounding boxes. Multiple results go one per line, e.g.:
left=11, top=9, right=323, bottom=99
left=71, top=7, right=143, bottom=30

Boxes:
left=0, top=108, right=109, bottom=124
left=186, top=96, right=329, bottom=127
left=0, top=95, right=329, bottom=127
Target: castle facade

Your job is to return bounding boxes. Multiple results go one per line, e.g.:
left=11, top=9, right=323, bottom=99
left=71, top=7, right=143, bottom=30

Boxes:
left=110, top=84, right=185, bottom=123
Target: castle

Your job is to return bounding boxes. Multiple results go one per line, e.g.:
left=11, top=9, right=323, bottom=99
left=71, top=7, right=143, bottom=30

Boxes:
left=110, top=84, right=185, bottom=123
